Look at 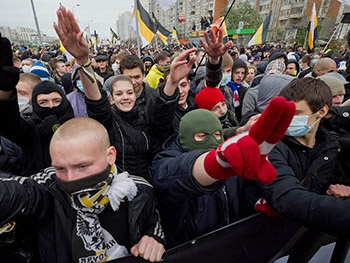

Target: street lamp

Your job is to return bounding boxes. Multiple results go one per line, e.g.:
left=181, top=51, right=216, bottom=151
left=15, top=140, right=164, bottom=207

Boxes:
left=30, top=0, right=42, bottom=45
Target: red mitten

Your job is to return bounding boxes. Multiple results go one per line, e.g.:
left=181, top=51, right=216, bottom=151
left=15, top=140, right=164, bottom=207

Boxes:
left=248, top=96, right=296, bottom=183
left=204, top=133, right=261, bottom=181
left=203, top=96, right=295, bottom=183
left=254, top=198, right=279, bottom=217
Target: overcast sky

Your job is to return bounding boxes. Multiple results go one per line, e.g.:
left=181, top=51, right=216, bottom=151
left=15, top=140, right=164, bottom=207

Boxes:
left=0, top=0, right=134, bottom=39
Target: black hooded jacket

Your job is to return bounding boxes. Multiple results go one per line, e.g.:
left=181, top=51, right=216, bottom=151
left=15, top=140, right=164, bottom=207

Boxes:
left=0, top=81, right=74, bottom=176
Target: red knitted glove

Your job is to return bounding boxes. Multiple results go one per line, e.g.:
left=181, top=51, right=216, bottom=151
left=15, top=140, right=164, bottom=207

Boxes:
left=204, top=134, right=261, bottom=180
left=203, top=96, right=295, bottom=183
left=248, top=96, right=295, bottom=183
left=254, top=198, right=279, bottom=217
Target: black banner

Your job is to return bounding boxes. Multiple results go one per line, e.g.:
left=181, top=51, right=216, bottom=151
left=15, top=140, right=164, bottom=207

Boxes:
left=110, top=214, right=304, bottom=263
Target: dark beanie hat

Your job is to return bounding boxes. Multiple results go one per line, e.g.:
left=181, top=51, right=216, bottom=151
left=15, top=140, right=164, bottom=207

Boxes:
left=31, top=80, right=72, bottom=121
left=195, top=87, right=226, bottom=111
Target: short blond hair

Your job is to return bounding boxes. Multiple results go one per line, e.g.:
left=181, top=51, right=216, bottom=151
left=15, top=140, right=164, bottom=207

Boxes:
left=50, top=117, right=110, bottom=153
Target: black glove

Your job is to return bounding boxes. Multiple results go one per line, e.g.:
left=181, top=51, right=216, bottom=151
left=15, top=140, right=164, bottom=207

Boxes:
left=0, top=32, right=19, bottom=91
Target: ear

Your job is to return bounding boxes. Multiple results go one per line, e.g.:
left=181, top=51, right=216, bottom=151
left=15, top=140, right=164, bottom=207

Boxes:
left=108, top=95, right=114, bottom=105
left=317, top=104, right=329, bottom=118
left=106, top=146, right=117, bottom=165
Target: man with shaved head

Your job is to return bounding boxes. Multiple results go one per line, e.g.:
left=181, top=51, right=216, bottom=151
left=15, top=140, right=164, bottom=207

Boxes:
left=0, top=117, right=165, bottom=263
left=311, top=57, right=337, bottom=77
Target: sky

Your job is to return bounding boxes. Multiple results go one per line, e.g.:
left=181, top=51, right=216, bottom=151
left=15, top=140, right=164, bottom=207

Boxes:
left=0, top=0, right=134, bottom=39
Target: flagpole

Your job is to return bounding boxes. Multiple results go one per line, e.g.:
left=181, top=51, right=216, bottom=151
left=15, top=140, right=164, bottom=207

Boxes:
left=321, top=23, right=341, bottom=55
left=134, top=0, right=141, bottom=57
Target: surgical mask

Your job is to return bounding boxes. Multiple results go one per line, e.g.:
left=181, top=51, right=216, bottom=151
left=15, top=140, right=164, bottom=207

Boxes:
left=111, top=63, right=119, bottom=73
left=17, top=96, right=32, bottom=113
left=311, top=59, right=318, bottom=66
left=22, top=65, right=32, bottom=73
left=286, top=113, right=320, bottom=137
left=220, top=73, right=231, bottom=86
left=76, top=80, right=84, bottom=93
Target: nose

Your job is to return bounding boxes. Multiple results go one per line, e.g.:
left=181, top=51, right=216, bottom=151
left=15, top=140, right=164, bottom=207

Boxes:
left=219, top=105, right=226, bottom=115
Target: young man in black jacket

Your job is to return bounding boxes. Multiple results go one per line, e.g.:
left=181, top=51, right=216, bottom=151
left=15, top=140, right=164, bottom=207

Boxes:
left=254, top=78, right=350, bottom=261
left=0, top=117, right=165, bottom=263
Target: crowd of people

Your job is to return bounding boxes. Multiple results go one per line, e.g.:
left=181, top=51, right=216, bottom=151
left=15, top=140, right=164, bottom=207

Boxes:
left=1, top=5, right=350, bottom=263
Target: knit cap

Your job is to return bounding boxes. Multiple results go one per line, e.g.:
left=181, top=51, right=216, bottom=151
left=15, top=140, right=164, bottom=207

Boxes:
left=318, top=75, right=345, bottom=96
left=30, top=61, right=50, bottom=80
left=195, top=87, right=225, bottom=111
left=239, top=54, right=248, bottom=61
left=265, top=60, right=286, bottom=75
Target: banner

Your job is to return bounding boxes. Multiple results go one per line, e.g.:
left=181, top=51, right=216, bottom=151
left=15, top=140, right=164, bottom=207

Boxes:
left=108, top=214, right=341, bottom=263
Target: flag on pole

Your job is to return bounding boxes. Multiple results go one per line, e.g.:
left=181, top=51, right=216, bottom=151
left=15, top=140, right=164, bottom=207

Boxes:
left=156, top=0, right=177, bottom=11
left=211, top=16, right=228, bottom=38
left=110, top=28, right=119, bottom=42
left=247, top=12, right=271, bottom=47
left=132, top=0, right=157, bottom=48
left=171, top=27, right=179, bottom=44
left=307, top=3, right=318, bottom=52
left=152, top=13, right=171, bottom=44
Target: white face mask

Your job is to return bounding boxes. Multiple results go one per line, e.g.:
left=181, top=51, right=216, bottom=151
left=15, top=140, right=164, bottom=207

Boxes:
left=17, top=96, right=32, bottom=113
left=286, top=113, right=319, bottom=137
left=22, top=65, right=32, bottom=73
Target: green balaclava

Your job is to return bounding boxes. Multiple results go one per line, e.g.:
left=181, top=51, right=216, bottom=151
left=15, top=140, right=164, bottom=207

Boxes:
left=179, top=109, right=223, bottom=151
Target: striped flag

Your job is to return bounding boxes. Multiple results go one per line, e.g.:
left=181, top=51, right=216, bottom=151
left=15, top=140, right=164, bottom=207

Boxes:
left=171, top=27, right=179, bottom=44
left=156, top=0, right=177, bottom=11
left=110, top=28, right=119, bottom=42
left=152, top=13, right=171, bottom=44
left=132, top=0, right=157, bottom=48
left=211, top=16, right=228, bottom=38
left=307, top=3, right=318, bottom=52
left=247, top=12, right=271, bottom=47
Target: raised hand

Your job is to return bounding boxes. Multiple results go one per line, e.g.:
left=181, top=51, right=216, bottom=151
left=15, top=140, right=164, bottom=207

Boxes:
left=53, top=6, right=89, bottom=64
left=200, top=27, right=232, bottom=60
left=166, top=47, right=196, bottom=87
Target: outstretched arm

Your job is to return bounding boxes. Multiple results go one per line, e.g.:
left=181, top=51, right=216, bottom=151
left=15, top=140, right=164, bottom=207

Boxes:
left=193, top=97, right=296, bottom=186
left=54, top=6, right=100, bottom=100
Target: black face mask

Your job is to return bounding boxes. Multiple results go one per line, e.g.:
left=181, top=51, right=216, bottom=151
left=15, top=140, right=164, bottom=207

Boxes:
left=56, top=165, right=112, bottom=194
left=31, top=80, right=74, bottom=121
